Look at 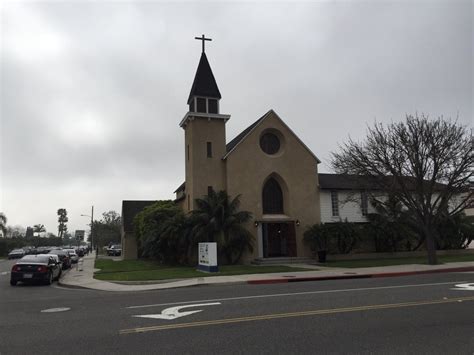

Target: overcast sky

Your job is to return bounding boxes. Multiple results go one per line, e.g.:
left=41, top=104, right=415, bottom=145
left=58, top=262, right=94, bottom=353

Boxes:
left=1, top=0, right=472, bottom=235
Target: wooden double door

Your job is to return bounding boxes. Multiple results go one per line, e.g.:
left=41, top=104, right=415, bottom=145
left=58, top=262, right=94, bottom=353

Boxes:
left=262, top=222, right=297, bottom=258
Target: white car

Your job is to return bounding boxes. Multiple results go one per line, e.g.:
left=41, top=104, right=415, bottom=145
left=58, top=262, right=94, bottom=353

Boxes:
left=64, top=249, right=79, bottom=263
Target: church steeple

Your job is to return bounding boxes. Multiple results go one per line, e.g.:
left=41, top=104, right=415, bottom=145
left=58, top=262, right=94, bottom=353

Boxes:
left=180, top=35, right=230, bottom=128
left=187, top=52, right=221, bottom=105
left=179, top=35, right=230, bottom=212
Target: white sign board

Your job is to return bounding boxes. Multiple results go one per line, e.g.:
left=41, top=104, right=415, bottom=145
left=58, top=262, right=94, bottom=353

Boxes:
left=198, top=242, right=218, bottom=272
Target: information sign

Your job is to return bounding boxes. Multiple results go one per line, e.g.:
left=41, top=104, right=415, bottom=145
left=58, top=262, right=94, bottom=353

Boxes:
left=197, top=242, right=218, bottom=273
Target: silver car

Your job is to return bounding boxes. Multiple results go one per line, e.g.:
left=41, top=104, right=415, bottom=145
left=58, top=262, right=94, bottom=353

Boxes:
left=64, top=249, right=79, bottom=263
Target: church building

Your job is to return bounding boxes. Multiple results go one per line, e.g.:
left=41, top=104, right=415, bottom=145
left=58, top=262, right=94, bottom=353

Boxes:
left=122, top=36, right=323, bottom=262
left=173, top=37, right=321, bottom=263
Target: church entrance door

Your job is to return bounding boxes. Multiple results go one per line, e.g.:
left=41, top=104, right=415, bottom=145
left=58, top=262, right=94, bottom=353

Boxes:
left=262, top=222, right=297, bottom=258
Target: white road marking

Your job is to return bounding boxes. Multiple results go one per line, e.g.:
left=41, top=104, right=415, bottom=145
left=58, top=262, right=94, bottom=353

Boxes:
left=134, top=302, right=221, bottom=320
left=41, top=307, right=71, bottom=313
left=452, top=283, right=474, bottom=291
left=126, top=280, right=468, bottom=309
left=1, top=271, right=9, bottom=275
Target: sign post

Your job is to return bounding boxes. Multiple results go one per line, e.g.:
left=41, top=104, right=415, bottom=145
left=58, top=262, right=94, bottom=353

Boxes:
left=197, top=242, right=218, bottom=273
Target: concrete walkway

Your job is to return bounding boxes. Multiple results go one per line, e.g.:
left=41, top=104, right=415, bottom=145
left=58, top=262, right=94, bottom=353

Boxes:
left=58, top=252, right=474, bottom=292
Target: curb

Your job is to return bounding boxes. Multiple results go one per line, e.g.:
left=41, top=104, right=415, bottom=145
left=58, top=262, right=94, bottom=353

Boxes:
left=247, top=266, right=474, bottom=285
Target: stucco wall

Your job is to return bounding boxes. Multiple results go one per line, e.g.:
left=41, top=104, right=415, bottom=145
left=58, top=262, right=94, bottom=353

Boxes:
left=122, top=232, right=138, bottom=260
left=184, top=117, right=227, bottom=212
left=225, top=111, right=320, bottom=262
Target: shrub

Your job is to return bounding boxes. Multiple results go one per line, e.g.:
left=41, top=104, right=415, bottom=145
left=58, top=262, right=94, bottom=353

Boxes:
left=303, top=224, right=329, bottom=254
left=304, top=221, right=360, bottom=255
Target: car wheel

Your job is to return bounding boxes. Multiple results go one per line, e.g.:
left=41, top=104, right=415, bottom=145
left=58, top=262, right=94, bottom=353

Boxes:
left=10, top=280, right=17, bottom=286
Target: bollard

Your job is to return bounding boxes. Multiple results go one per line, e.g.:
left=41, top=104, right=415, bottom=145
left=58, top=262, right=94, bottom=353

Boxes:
left=77, top=258, right=84, bottom=271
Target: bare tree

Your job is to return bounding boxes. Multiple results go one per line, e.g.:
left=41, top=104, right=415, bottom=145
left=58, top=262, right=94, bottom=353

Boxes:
left=331, top=114, right=473, bottom=265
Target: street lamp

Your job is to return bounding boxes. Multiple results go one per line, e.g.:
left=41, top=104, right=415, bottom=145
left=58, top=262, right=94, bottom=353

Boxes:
left=80, top=205, right=94, bottom=253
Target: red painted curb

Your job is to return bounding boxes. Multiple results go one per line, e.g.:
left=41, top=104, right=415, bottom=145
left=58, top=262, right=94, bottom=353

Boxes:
left=247, top=266, right=474, bottom=285
left=372, top=266, right=474, bottom=278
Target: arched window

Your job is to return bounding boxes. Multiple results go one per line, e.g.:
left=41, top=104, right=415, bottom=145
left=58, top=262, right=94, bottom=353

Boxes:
left=262, top=178, right=284, bottom=214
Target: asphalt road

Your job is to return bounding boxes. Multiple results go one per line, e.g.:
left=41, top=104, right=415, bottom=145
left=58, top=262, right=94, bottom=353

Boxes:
left=1, top=258, right=473, bottom=354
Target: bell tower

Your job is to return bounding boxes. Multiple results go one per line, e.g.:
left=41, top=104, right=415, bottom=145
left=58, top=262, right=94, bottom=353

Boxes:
left=179, top=35, right=230, bottom=212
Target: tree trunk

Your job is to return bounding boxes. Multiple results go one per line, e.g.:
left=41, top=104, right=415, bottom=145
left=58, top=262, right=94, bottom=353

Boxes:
left=424, top=225, right=438, bottom=265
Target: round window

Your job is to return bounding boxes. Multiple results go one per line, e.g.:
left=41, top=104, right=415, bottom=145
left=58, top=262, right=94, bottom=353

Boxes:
left=260, top=132, right=280, bottom=155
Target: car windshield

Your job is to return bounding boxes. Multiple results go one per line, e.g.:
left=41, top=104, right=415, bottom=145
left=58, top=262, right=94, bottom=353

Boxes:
left=10, top=249, right=23, bottom=253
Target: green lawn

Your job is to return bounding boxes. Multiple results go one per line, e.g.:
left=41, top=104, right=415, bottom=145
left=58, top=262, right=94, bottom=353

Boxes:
left=94, top=259, right=311, bottom=281
left=323, top=253, right=474, bottom=268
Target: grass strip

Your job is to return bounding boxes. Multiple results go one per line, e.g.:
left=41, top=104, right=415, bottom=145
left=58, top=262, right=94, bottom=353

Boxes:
left=94, top=263, right=311, bottom=281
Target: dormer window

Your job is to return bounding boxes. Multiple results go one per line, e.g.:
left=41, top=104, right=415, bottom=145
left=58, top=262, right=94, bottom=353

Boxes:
left=189, top=99, right=194, bottom=112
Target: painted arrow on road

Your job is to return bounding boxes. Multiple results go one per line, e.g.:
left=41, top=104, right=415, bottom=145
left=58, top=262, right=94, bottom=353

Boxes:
left=452, top=283, right=474, bottom=291
left=133, top=302, right=221, bottom=320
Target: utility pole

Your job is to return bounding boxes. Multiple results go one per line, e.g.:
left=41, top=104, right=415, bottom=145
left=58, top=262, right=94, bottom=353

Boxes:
left=91, top=205, right=94, bottom=251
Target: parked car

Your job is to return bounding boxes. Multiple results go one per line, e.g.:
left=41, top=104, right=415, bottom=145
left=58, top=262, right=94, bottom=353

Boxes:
left=64, top=249, right=79, bottom=263
left=8, top=249, right=25, bottom=259
left=107, top=244, right=122, bottom=256
left=10, top=255, right=62, bottom=286
left=38, top=254, right=62, bottom=279
left=48, top=250, right=71, bottom=270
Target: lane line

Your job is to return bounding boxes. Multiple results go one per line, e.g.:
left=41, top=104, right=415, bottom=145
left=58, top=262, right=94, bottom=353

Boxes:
left=125, top=280, right=468, bottom=309
left=120, top=295, right=474, bottom=334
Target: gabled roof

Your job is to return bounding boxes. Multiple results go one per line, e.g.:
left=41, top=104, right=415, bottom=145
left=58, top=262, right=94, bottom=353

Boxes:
left=225, top=112, right=267, bottom=153
left=318, top=173, right=448, bottom=191
left=187, top=52, right=221, bottom=104
left=223, top=109, right=321, bottom=163
left=174, top=182, right=185, bottom=193
left=318, top=174, right=379, bottom=190
left=121, top=200, right=157, bottom=233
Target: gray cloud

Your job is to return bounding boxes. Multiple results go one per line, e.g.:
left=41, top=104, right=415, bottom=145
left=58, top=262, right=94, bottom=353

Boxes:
left=1, top=1, right=472, bottom=233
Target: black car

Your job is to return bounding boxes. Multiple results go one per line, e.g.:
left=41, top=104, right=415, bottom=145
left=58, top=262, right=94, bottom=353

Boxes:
left=48, top=250, right=71, bottom=270
left=10, top=255, right=62, bottom=286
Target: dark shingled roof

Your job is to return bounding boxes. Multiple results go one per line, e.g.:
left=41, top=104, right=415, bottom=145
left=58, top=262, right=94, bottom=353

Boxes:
left=318, top=174, right=380, bottom=190
left=174, top=182, right=185, bottom=193
left=319, top=173, right=448, bottom=191
left=121, top=200, right=157, bottom=233
left=225, top=113, right=267, bottom=153
left=187, top=52, right=221, bottom=104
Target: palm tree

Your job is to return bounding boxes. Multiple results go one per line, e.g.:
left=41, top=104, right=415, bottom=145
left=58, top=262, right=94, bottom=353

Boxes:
left=191, top=190, right=253, bottom=264
left=33, top=224, right=46, bottom=236
left=160, top=211, right=194, bottom=264
left=0, top=213, right=7, bottom=237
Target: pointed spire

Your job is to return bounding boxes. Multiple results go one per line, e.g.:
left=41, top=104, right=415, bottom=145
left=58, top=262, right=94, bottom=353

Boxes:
left=187, top=52, right=221, bottom=104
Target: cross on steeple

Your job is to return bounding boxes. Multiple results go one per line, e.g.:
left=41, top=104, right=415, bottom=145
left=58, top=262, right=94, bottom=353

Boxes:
left=195, top=34, right=212, bottom=53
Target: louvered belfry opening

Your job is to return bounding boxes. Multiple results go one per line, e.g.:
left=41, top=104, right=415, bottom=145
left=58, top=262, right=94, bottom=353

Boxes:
left=262, top=178, right=284, bottom=214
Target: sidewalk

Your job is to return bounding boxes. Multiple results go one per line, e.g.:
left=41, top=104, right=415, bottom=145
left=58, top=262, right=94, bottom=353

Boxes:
left=59, top=252, right=474, bottom=292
